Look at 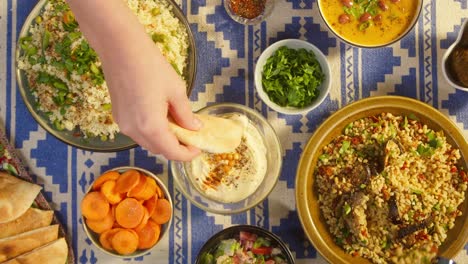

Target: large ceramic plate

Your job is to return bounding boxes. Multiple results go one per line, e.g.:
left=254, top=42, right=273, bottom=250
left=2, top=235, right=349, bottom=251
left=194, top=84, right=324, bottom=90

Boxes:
left=0, top=128, right=75, bottom=263
left=296, top=96, right=468, bottom=263
left=15, top=0, right=196, bottom=152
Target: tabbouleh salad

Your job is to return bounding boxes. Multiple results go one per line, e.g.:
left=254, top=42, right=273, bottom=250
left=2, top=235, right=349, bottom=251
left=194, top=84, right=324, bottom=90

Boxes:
left=18, top=0, right=189, bottom=140
left=315, top=112, right=467, bottom=263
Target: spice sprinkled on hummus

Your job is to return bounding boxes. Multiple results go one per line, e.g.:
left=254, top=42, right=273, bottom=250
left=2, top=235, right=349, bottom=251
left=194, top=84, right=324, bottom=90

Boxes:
left=186, top=114, right=267, bottom=203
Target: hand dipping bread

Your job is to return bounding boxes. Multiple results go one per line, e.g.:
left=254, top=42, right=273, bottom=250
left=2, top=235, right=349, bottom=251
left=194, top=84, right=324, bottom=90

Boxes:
left=169, top=114, right=247, bottom=153
left=181, top=113, right=268, bottom=203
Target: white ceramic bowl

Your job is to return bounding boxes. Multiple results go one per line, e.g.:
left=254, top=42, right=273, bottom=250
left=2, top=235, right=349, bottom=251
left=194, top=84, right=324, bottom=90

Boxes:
left=254, top=39, right=331, bottom=115
left=442, top=19, right=468, bottom=92
left=81, top=166, right=173, bottom=258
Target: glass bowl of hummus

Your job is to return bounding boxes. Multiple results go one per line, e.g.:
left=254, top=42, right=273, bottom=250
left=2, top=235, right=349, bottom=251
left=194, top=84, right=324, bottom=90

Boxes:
left=171, top=103, right=283, bottom=215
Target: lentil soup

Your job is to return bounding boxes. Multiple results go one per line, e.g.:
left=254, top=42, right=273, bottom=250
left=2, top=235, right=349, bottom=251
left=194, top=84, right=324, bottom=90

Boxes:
left=318, top=0, right=420, bottom=47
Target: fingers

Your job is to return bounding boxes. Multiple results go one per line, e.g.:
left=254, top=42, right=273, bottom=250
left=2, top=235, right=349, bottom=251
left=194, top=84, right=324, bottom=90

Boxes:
left=125, top=118, right=200, bottom=161
left=168, top=90, right=201, bottom=131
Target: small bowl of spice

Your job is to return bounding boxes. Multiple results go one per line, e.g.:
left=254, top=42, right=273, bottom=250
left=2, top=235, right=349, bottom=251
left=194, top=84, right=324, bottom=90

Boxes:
left=224, top=0, right=275, bottom=25
left=254, top=39, right=331, bottom=115
left=442, top=19, right=468, bottom=92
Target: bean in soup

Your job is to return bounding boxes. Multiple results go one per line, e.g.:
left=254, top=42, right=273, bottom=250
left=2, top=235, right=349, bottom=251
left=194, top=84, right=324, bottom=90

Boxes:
left=319, top=0, right=419, bottom=46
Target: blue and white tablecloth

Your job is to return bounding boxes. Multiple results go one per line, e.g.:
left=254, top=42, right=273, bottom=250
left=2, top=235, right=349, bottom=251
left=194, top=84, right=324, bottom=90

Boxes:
left=1, top=0, right=467, bottom=263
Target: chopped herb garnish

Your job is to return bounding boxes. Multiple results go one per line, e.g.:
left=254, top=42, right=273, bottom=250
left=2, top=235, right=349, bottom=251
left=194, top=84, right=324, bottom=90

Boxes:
left=339, top=140, right=351, bottom=154
left=261, top=46, right=324, bottom=108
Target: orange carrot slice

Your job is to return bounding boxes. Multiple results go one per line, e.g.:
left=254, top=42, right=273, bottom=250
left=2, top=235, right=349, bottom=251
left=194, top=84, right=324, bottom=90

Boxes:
left=135, top=220, right=159, bottom=249
left=115, top=198, right=145, bottom=228
left=143, top=195, right=157, bottom=216
left=127, top=174, right=147, bottom=198
left=154, top=181, right=164, bottom=199
left=111, top=229, right=139, bottom=255
left=86, top=209, right=114, bottom=234
left=99, top=228, right=122, bottom=251
left=130, top=176, right=157, bottom=201
left=81, top=191, right=110, bottom=220
left=92, top=171, right=120, bottom=191
left=133, top=207, right=150, bottom=232
left=151, top=198, right=172, bottom=224
left=114, top=169, right=140, bottom=194
left=147, top=219, right=161, bottom=242
left=101, top=180, right=124, bottom=204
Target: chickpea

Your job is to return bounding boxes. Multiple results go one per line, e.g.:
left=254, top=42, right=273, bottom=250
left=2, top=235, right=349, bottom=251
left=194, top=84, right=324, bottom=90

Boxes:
left=360, top=12, right=372, bottom=22
left=378, top=0, right=389, bottom=11
left=227, top=153, right=233, bottom=160
left=339, top=14, right=351, bottom=24
left=341, top=0, right=353, bottom=8
left=233, top=153, right=240, bottom=160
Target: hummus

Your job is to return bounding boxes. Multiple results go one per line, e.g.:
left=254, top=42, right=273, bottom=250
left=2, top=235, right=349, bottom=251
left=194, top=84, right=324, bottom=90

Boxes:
left=186, top=114, right=267, bottom=203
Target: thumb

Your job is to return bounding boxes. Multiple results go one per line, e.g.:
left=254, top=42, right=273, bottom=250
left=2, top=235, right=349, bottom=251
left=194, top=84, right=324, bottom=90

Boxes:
left=168, top=93, right=201, bottom=131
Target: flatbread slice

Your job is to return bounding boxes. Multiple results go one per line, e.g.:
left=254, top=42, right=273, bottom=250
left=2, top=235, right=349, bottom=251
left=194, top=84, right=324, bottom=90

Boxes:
left=0, top=224, right=59, bottom=262
left=0, top=207, right=54, bottom=239
left=3, top=237, right=68, bottom=264
left=0, top=171, right=42, bottom=223
left=169, top=113, right=247, bottom=153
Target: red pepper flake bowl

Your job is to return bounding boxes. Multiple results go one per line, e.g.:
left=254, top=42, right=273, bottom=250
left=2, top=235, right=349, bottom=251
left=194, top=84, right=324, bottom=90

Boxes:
left=224, top=0, right=275, bottom=25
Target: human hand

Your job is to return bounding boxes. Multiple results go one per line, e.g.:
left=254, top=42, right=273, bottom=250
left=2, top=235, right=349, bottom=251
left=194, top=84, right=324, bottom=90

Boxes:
left=67, top=0, right=201, bottom=161
left=102, top=41, right=201, bottom=161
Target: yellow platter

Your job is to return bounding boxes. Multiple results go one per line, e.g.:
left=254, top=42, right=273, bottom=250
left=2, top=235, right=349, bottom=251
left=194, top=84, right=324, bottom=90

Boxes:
left=295, top=96, right=468, bottom=263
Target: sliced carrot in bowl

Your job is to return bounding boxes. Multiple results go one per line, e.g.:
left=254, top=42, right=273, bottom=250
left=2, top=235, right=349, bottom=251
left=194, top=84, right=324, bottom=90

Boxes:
left=115, top=197, right=145, bottom=228
left=101, top=180, right=124, bottom=204
left=99, top=228, right=123, bottom=251
left=92, top=170, right=120, bottom=191
left=114, top=169, right=140, bottom=194
left=81, top=191, right=110, bottom=220
left=111, top=229, right=139, bottom=255
left=151, top=198, right=172, bottom=224
left=86, top=209, right=114, bottom=234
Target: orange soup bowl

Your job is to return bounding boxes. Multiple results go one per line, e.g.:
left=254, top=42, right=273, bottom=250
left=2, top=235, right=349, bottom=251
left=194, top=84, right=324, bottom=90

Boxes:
left=81, top=166, right=173, bottom=258
left=317, top=0, right=423, bottom=48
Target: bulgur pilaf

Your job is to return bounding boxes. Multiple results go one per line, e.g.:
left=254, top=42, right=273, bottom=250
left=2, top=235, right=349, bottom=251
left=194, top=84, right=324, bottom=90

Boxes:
left=18, top=0, right=189, bottom=139
left=315, top=112, right=467, bottom=263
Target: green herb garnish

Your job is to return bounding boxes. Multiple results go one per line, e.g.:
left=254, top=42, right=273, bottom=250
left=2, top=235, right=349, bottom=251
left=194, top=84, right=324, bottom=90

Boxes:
left=261, top=46, right=324, bottom=108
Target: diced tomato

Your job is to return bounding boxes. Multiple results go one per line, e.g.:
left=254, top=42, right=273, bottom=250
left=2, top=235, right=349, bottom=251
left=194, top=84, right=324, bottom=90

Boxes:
left=418, top=174, right=425, bottom=180
left=460, top=171, right=468, bottom=183
left=415, top=231, right=428, bottom=241
left=360, top=229, right=368, bottom=237
left=232, top=255, right=241, bottom=264
left=251, top=247, right=272, bottom=255
left=351, top=136, right=361, bottom=145
left=431, top=244, right=439, bottom=253
left=265, top=260, right=275, bottom=264
left=451, top=166, right=458, bottom=173
left=239, top=231, right=257, bottom=242
left=401, top=162, right=407, bottom=170
left=351, top=251, right=359, bottom=257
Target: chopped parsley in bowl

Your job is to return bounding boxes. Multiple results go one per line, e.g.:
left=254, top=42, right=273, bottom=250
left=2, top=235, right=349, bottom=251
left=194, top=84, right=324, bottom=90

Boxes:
left=254, top=39, right=331, bottom=115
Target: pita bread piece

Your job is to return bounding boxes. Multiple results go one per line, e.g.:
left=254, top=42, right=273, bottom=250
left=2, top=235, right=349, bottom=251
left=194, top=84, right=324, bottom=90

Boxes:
left=2, top=237, right=68, bottom=264
left=0, top=207, right=54, bottom=239
left=0, top=171, right=42, bottom=224
left=169, top=114, right=247, bottom=153
left=0, top=224, right=59, bottom=262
